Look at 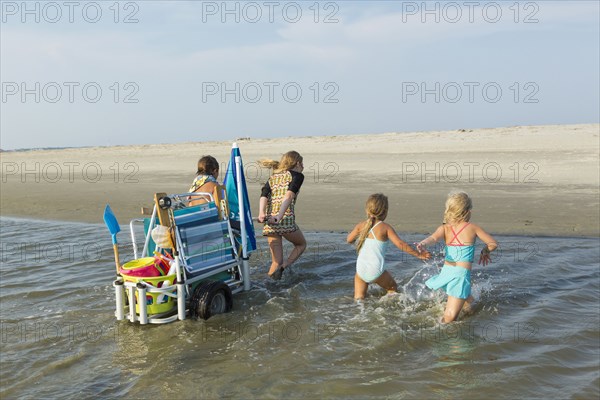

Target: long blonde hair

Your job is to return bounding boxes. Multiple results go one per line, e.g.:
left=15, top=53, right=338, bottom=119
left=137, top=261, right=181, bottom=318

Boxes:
left=259, top=151, right=303, bottom=173
left=443, top=191, right=472, bottom=224
left=356, top=193, right=388, bottom=254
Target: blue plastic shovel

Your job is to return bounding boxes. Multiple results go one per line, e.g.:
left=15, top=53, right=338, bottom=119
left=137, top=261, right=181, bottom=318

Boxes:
left=103, top=204, right=121, bottom=274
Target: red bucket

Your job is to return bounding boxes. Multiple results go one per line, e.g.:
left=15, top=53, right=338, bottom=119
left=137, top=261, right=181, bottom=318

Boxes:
left=120, top=254, right=171, bottom=277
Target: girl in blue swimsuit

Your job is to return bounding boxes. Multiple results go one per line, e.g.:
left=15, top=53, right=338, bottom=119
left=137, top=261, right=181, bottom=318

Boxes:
left=347, top=194, right=430, bottom=300
left=417, top=191, right=498, bottom=323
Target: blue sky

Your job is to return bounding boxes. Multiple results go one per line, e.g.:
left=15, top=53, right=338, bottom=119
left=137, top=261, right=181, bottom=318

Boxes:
left=1, top=0, right=599, bottom=149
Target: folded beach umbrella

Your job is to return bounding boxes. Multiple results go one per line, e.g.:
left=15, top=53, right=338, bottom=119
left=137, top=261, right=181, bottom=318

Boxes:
left=224, top=143, right=257, bottom=253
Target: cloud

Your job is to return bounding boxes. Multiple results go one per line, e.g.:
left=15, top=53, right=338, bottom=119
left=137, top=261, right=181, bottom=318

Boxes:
left=277, top=1, right=599, bottom=47
left=1, top=1, right=598, bottom=149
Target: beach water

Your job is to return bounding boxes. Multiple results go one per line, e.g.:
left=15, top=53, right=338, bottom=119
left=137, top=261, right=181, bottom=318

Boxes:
left=0, top=217, right=598, bottom=399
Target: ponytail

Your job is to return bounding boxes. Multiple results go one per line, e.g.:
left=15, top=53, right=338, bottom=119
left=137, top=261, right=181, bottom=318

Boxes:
left=259, top=151, right=303, bottom=173
left=356, top=217, right=375, bottom=254
left=355, top=193, right=388, bottom=254
left=259, top=159, right=280, bottom=170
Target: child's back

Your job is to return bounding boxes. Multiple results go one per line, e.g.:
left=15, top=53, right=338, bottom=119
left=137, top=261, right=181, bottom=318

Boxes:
left=358, top=220, right=389, bottom=243
left=418, top=191, right=498, bottom=322
left=356, top=221, right=390, bottom=282
left=347, top=193, right=430, bottom=300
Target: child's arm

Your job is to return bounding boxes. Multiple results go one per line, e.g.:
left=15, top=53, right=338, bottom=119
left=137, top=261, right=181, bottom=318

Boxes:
left=388, top=226, right=431, bottom=260
left=258, top=182, right=271, bottom=223
left=346, top=222, right=363, bottom=244
left=271, top=191, right=296, bottom=223
left=258, top=196, right=269, bottom=223
left=474, top=224, right=498, bottom=266
left=417, top=225, right=445, bottom=250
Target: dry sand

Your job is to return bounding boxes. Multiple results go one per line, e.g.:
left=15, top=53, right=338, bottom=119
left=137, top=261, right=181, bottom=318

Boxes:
left=1, top=124, right=599, bottom=237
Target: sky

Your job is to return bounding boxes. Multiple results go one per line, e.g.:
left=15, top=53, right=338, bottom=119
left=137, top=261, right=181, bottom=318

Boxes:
left=1, top=0, right=599, bottom=149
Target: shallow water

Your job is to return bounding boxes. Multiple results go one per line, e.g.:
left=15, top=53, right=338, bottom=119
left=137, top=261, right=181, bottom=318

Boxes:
left=0, top=217, right=598, bottom=399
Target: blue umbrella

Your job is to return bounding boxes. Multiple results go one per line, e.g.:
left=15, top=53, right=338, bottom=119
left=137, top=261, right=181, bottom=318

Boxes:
left=223, top=143, right=257, bottom=253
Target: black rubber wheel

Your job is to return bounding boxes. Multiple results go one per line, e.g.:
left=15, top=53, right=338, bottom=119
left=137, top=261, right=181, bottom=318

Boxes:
left=190, top=281, right=233, bottom=320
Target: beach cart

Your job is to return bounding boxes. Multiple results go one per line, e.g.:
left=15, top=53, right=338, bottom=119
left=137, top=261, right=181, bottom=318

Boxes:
left=106, top=144, right=256, bottom=324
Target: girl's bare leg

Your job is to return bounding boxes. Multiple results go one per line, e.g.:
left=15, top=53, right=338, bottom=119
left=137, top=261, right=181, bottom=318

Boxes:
left=373, top=270, right=398, bottom=294
left=461, top=295, right=475, bottom=314
left=442, top=295, right=467, bottom=323
left=354, top=274, right=369, bottom=300
left=281, top=229, right=307, bottom=269
left=267, top=235, right=284, bottom=276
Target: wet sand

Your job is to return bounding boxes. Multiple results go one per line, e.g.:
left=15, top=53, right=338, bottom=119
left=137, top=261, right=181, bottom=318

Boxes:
left=1, top=123, right=598, bottom=237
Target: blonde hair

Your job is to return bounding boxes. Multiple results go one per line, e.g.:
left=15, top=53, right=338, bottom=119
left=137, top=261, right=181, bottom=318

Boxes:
left=259, top=151, right=303, bottom=173
left=443, top=191, right=472, bottom=224
left=356, top=193, right=388, bottom=254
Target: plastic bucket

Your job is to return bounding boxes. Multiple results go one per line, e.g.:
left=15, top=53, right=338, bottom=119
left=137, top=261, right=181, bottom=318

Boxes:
left=121, top=257, right=176, bottom=315
left=120, top=256, right=169, bottom=277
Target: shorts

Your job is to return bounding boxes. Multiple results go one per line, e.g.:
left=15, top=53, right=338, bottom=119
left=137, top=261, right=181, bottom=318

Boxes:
left=426, top=264, right=471, bottom=299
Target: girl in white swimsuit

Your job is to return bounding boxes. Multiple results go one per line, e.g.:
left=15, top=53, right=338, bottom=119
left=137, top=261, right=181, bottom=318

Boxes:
left=347, top=194, right=430, bottom=300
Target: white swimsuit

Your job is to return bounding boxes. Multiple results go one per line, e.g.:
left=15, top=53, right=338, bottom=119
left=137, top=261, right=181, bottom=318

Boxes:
left=356, top=221, right=389, bottom=283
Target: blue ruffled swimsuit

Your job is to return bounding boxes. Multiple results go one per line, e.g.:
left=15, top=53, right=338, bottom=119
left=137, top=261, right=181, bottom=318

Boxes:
left=426, top=223, right=474, bottom=299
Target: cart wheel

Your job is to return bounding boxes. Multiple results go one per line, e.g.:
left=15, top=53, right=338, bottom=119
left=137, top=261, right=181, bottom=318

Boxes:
left=190, top=281, right=233, bottom=320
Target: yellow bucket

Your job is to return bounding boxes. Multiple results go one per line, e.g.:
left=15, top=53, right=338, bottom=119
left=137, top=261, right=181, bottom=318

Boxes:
left=122, top=273, right=177, bottom=315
